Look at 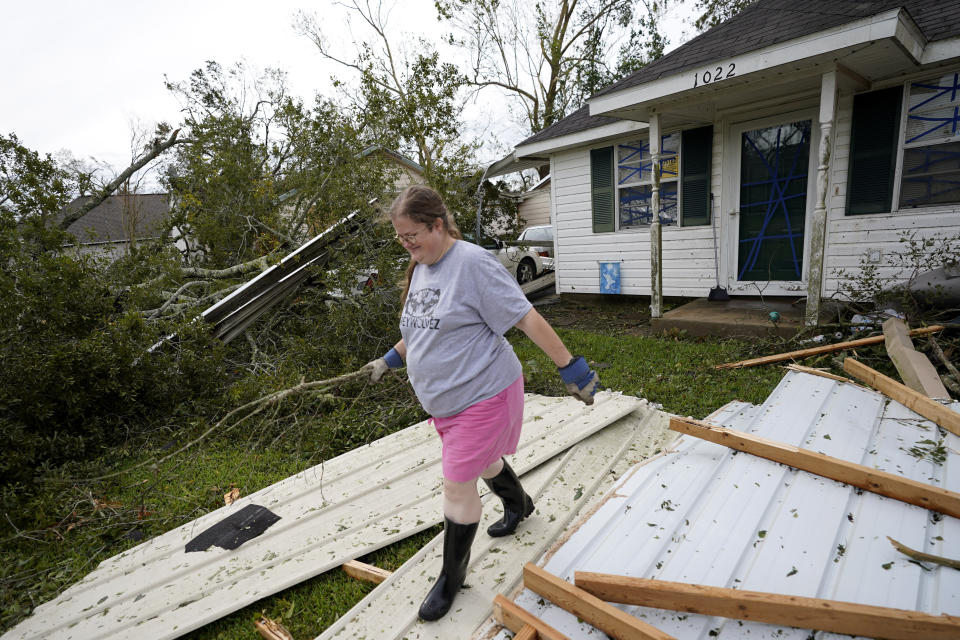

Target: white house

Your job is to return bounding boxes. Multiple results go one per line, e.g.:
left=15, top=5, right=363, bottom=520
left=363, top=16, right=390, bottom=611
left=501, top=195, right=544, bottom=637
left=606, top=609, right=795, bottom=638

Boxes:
left=517, top=175, right=552, bottom=228
left=499, top=0, right=960, bottom=324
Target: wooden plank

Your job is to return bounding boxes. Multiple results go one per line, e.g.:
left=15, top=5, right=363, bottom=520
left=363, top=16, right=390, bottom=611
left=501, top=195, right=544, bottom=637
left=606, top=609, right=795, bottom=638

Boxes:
left=341, top=560, right=392, bottom=584
left=514, top=624, right=539, bottom=640
left=522, top=563, right=675, bottom=640
left=668, top=416, right=960, bottom=519
left=843, top=358, right=960, bottom=437
left=714, top=325, right=944, bottom=369
left=573, top=572, right=960, bottom=640
left=883, top=318, right=950, bottom=398
left=783, top=364, right=853, bottom=384
left=492, top=594, right=570, bottom=640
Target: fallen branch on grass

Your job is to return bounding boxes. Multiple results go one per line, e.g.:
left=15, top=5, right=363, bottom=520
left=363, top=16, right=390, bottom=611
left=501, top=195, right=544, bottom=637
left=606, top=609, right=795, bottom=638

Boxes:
left=928, top=334, right=960, bottom=396
left=715, top=326, right=944, bottom=369
left=64, top=369, right=370, bottom=483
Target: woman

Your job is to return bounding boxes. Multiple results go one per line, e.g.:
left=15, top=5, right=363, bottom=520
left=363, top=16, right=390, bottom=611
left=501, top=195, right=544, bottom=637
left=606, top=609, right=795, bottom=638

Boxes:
left=363, top=185, right=599, bottom=621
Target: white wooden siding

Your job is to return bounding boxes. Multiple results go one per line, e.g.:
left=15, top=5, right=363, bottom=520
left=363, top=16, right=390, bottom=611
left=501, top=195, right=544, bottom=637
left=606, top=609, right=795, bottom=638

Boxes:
left=822, top=94, right=960, bottom=298
left=551, top=88, right=960, bottom=301
left=553, top=130, right=722, bottom=297
left=518, top=188, right=551, bottom=227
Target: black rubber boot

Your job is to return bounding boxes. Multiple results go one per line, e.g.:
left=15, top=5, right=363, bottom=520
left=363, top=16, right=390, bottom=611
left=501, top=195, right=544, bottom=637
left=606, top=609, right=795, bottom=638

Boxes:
left=483, top=459, right=535, bottom=537
left=418, top=517, right=478, bottom=621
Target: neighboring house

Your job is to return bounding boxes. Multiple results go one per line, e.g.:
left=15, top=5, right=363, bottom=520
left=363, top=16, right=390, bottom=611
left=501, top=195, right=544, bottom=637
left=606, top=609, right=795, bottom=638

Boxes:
left=497, top=0, right=960, bottom=324
left=61, top=193, right=170, bottom=259
left=359, top=144, right=426, bottom=193
left=517, top=175, right=552, bottom=228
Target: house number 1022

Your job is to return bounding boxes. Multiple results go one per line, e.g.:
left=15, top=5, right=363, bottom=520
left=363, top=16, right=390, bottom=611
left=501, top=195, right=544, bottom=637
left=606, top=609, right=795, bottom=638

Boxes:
left=694, top=63, right=736, bottom=88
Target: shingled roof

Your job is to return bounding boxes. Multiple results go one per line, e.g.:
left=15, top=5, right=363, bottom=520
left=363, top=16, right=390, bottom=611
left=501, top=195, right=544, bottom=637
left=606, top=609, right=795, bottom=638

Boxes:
left=518, top=0, right=960, bottom=147
left=62, top=193, right=169, bottom=244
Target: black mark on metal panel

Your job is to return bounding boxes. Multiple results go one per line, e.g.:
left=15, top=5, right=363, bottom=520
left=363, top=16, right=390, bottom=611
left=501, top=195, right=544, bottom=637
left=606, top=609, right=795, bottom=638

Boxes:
left=185, top=504, right=281, bottom=552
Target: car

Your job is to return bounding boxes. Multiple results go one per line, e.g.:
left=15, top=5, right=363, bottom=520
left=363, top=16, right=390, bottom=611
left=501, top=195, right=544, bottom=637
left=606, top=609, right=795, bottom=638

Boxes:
left=463, top=232, right=544, bottom=285
left=516, top=224, right=555, bottom=270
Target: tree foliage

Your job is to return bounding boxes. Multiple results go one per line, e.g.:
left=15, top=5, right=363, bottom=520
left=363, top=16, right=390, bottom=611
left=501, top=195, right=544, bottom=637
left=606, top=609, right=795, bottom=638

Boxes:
left=435, top=0, right=669, bottom=136
left=296, top=2, right=478, bottom=184
left=693, top=0, right=756, bottom=30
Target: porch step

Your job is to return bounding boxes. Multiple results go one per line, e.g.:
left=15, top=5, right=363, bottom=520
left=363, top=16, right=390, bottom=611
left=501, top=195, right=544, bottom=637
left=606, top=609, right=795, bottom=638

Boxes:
left=650, top=296, right=809, bottom=338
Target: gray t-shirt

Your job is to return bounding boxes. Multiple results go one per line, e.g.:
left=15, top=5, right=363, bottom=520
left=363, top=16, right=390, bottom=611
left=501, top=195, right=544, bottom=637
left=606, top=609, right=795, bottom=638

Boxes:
left=401, top=240, right=533, bottom=417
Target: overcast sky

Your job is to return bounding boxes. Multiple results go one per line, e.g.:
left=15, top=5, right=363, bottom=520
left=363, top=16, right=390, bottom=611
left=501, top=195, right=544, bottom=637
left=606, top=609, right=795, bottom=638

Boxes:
left=1, top=0, right=697, bottom=179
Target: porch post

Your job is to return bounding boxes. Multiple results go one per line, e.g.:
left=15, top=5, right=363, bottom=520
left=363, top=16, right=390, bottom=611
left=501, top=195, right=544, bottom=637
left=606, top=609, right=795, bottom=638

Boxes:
left=806, top=69, right=838, bottom=326
left=649, top=112, right=663, bottom=318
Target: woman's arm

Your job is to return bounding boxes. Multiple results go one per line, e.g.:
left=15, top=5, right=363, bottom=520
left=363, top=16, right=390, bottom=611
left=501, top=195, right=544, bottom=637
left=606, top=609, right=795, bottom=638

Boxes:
left=514, top=308, right=573, bottom=367
left=392, top=339, right=407, bottom=361
left=362, top=339, right=406, bottom=383
left=515, top=308, right=599, bottom=404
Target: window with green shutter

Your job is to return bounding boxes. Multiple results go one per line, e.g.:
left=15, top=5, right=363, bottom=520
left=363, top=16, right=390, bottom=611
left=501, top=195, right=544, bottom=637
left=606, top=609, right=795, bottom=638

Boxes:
left=591, top=146, right=615, bottom=232
left=847, top=86, right=902, bottom=215
left=680, top=125, right=713, bottom=226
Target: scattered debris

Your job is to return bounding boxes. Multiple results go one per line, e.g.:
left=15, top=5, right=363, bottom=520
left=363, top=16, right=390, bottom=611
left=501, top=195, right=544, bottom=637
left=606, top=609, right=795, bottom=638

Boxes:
left=255, top=616, right=294, bottom=640
left=783, top=363, right=853, bottom=384
left=883, top=318, right=949, bottom=398
left=668, top=416, right=960, bottom=519
left=715, top=326, right=944, bottom=369
left=492, top=594, right=567, bottom=640
left=928, top=334, right=960, bottom=396
left=844, top=358, right=960, bottom=437
left=523, top=563, right=673, bottom=640
left=572, top=569, right=960, bottom=640
left=224, top=487, right=240, bottom=505
left=342, top=560, right=392, bottom=585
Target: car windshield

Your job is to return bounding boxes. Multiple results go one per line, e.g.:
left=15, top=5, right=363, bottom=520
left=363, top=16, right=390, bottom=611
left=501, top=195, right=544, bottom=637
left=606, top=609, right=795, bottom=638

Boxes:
left=462, top=232, right=500, bottom=250
left=521, top=227, right=552, bottom=242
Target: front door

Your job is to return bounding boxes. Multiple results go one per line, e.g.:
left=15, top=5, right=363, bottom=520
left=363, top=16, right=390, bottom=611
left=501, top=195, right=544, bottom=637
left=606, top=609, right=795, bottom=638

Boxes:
left=732, top=118, right=813, bottom=293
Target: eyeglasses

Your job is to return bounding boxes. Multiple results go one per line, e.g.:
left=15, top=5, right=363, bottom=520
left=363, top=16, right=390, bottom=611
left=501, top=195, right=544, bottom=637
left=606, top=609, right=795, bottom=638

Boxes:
left=394, top=224, right=433, bottom=245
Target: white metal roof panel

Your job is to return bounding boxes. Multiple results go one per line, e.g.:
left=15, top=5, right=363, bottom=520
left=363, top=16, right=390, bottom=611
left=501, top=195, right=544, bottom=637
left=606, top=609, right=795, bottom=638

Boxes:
left=318, top=402, right=671, bottom=639
left=503, top=371, right=960, bottom=639
left=4, top=392, right=639, bottom=640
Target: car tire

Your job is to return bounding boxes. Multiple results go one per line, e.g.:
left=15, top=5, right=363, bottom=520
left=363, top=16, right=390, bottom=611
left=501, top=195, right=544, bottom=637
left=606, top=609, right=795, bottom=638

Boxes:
left=516, top=258, right=536, bottom=285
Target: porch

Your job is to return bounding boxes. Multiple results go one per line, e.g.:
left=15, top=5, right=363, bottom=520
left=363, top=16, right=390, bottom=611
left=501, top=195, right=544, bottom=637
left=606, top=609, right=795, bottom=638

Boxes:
left=650, top=296, right=814, bottom=338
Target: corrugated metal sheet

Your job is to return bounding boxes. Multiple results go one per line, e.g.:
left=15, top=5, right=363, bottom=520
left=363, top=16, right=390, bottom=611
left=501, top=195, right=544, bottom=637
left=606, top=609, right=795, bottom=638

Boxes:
left=501, top=370, right=960, bottom=639
left=201, top=209, right=368, bottom=343
left=2, top=392, right=639, bottom=640
left=317, top=402, right=671, bottom=639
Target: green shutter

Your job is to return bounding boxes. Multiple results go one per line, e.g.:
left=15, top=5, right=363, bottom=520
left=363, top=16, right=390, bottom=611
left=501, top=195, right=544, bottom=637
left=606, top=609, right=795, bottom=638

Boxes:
left=591, top=146, right=615, bottom=233
left=847, top=86, right=902, bottom=215
left=680, top=125, right=713, bottom=226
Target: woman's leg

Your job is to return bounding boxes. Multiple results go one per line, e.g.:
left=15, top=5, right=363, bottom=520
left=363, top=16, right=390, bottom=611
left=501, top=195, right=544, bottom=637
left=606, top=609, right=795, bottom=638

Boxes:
left=482, top=457, right=534, bottom=537
left=420, top=475, right=482, bottom=621
left=442, top=476, right=483, bottom=524
left=480, top=457, right=504, bottom=480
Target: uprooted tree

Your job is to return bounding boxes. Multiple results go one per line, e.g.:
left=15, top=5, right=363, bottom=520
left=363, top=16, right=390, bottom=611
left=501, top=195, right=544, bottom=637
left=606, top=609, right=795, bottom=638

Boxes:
left=295, top=0, right=521, bottom=236
left=0, top=61, right=418, bottom=488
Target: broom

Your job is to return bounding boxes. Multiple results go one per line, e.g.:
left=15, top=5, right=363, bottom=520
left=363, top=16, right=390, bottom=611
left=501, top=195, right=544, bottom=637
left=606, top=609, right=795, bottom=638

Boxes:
left=708, top=193, right=729, bottom=301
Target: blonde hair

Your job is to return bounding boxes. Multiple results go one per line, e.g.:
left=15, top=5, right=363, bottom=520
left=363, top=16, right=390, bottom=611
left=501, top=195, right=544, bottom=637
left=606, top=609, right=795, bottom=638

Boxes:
left=390, top=185, right=461, bottom=308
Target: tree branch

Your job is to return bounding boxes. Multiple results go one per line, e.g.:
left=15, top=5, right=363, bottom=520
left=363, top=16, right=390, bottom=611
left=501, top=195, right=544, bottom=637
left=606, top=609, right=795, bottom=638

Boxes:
left=147, top=280, right=209, bottom=319
left=59, top=128, right=188, bottom=230
left=62, top=368, right=372, bottom=483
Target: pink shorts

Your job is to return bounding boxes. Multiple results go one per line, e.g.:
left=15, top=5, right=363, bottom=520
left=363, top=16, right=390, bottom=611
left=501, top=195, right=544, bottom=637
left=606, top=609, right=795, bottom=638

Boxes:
left=430, top=376, right=525, bottom=482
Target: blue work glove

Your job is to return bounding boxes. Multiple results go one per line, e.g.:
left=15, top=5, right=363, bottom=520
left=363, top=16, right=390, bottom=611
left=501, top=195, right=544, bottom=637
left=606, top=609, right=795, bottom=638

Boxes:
left=558, top=356, right=600, bottom=405
left=362, top=347, right=404, bottom=383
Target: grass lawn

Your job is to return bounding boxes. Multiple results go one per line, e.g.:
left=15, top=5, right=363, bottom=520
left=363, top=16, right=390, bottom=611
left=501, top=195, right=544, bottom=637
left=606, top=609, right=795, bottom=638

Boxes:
left=1, top=296, right=885, bottom=639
